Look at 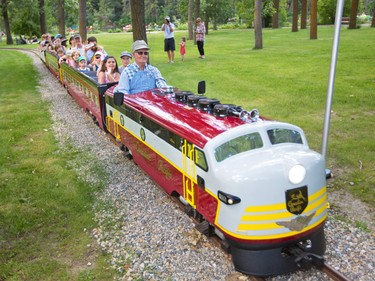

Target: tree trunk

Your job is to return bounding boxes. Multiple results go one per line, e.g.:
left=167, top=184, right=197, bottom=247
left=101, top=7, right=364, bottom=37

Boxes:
left=58, top=0, right=65, bottom=37
left=1, top=0, right=13, bottom=44
left=194, top=0, right=201, bottom=44
left=301, top=0, right=307, bottom=29
left=188, top=0, right=193, bottom=40
left=292, top=0, right=298, bottom=32
left=348, top=0, right=359, bottom=29
left=310, top=0, right=317, bottom=39
left=130, top=0, right=147, bottom=42
left=254, top=0, right=263, bottom=49
left=272, top=0, right=279, bottom=29
left=372, top=8, right=375, bottom=27
left=204, top=12, right=209, bottom=35
left=79, top=0, right=87, bottom=42
left=194, top=0, right=200, bottom=19
left=38, top=0, right=47, bottom=35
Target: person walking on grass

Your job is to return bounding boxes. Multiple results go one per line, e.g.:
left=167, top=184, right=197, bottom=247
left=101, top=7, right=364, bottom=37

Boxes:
left=162, top=16, right=176, bottom=64
left=195, top=18, right=206, bottom=59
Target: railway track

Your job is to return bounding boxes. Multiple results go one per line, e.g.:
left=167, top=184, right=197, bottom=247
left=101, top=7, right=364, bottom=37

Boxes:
left=318, top=262, right=353, bottom=281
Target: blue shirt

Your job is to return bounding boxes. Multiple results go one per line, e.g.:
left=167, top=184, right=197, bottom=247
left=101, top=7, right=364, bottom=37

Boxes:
left=117, top=62, right=167, bottom=95
left=78, top=67, right=91, bottom=73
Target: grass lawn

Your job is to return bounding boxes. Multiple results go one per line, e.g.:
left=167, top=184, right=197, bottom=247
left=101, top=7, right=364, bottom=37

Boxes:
left=0, top=26, right=374, bottom=278
left=0, top=51, right=115, bottom=280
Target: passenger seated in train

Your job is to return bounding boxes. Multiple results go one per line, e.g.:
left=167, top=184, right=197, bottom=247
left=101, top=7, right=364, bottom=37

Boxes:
left=58, top=50, right=74, bottom=65
left=85, top=36, right=98, bottom=62
left=77, top=56, right=91, bottom=73
left=118, top=51, right=132, bottom=73
left=89, top=51, right=103, bottom=72
left=116, top=40, right=167, bottom=94
left=71, top=34, right=85, bottom=55
left=97, top=55, right=121, bottom=84
left=56, top=48, right=65, bottom=60
left=70, top=51, right=80, bottom=69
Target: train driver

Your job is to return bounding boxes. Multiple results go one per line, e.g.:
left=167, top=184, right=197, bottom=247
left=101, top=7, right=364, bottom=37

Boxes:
left=116, top=40, right=167, bottom=95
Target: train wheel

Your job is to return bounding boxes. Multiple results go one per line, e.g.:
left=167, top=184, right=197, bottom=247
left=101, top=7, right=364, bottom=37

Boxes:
left=123, top=147, right=133, bottom=160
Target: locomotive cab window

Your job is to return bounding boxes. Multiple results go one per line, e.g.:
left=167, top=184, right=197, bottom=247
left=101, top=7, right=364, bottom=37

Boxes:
left=267, top=128, right=303, bottom=145
left=214, top=132, right=263, bottom=162
left=182, top=140, right=208, bottom=171
left=195, top=148, right=208, bottom=171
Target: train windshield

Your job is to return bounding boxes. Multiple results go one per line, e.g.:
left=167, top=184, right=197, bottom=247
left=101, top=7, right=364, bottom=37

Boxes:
left=214, top=132, right=263, bottom=162
left=267, top=128, right=303, bottom=145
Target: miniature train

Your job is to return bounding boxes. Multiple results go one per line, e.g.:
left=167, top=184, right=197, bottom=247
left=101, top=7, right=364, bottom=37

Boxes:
left=43, top=50, right=330, bottom=276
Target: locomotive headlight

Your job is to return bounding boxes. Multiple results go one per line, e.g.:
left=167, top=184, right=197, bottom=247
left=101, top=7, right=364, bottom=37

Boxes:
left=289, top=164, right=306, bottom=184
left=218, top=190, right=241, bottom=205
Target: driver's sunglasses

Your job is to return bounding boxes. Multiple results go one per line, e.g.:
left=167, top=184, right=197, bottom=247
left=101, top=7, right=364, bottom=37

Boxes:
left=136, top=51, right=149, bottom=56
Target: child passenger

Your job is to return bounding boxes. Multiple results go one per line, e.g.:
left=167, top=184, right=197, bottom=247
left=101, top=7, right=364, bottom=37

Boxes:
left=118, top=51, right=132, bottom=73
left=77, top=56, right=91, bottom=73
left=97, top=55, right=120, bottom=84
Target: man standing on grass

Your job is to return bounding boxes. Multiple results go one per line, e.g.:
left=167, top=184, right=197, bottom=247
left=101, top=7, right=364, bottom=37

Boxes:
left=162, top=16, right=175, bottom=64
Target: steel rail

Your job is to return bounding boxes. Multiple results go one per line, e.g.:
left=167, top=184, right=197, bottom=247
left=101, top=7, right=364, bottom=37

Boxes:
left=319, top=262, right=353, bottom=281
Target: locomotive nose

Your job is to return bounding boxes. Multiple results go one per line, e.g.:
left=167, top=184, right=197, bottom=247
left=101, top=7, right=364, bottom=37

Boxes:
left=213, top=146, right=327, bottom=236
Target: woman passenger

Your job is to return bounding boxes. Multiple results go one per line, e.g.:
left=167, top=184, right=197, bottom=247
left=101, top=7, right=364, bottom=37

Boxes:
left=97, top=55, right=120, bottom=84
left=68, top=36, right=75, bottom=50
left=70, top=50, right=81, bottom=69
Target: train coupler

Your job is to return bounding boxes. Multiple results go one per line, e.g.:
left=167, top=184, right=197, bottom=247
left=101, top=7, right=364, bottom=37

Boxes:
left=285, top=244, right=325, bottom=268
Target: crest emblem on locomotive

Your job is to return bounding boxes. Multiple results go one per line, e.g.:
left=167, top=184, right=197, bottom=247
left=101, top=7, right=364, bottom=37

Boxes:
left=285, top=186, right=308, bottom=215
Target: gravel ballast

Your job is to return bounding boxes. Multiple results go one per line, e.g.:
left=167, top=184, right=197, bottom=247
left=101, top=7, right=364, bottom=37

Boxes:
left=27, top=51, right=374, bottom=281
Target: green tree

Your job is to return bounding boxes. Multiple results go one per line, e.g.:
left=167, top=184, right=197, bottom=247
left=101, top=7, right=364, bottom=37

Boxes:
left=79, top=0, right=87, bottom=41
left=188, top=0, right=193, bottom=39
left=1, top=0, right=13, bottom=44
left=39, top=0, right=47, bottom=34
left=349, top=0, right=359, bottom=29
left=254, top=0, right=263, bottom=49
left=310, top=0, right=317, bottom=39
left=272, top=0, right=279, bottom=28
left=236, top=0, right=275, bottom=28
left=130, top=0, right=147, bottom=42
left=8, top=0, right=41, bottom=37
left=58, top=0, right=65, bottom=36
left=205, top=0, right=235, bottom=30
left=318, top=0, right=352, bottom=24
left=301, top=0, right=307, bottom=29
left=292, top=0, right=298, bottom=32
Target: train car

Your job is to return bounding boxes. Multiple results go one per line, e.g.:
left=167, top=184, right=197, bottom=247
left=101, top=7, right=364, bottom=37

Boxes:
left=44, top=51, right=115, bottom=129
left=104, top=85, right=329, bottom=276
left=44, top=51, right=60, bottom=78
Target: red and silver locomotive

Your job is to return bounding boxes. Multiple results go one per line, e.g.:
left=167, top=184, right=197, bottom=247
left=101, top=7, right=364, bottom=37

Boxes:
left=45, top=51, right=329, bottom=276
